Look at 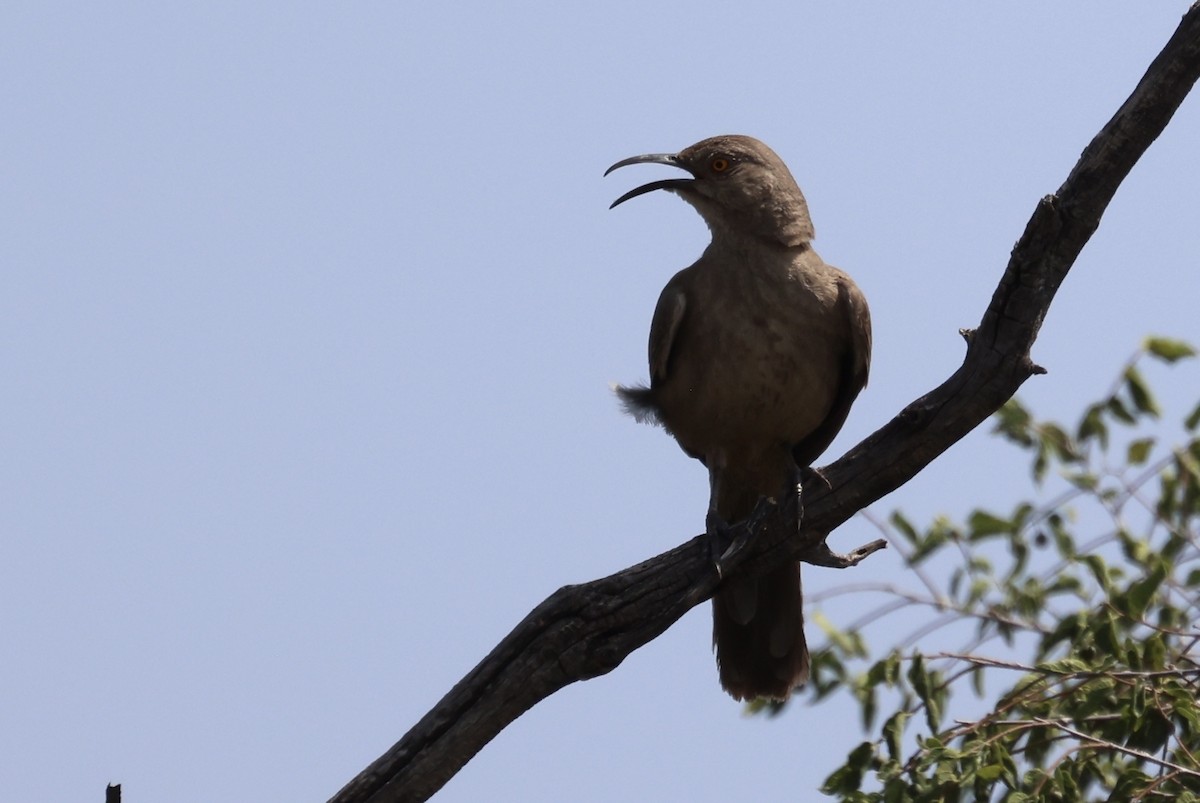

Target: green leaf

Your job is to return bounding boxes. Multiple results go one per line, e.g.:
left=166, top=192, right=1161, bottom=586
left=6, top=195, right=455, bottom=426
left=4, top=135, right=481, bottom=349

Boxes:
left=1169, top=687, right=1200, bottom=731
left=1038, top=657, right=1088, bottom=673
left=909, top=524, right=947, bottom=565
left=858, top=682, right=877, bottom=730
left=1064, top=471, right=1098, bottom=491
left=1185, top=400, right=1200, bottom=431
left=820, top=742, right=874, bottom=795
left=882, top=711, right=908, bottom=760
left=1077, top=402, right=1109, bottom=447
left=907, top=653, right=944, bottom=732
left=971, top=664, right=985, bottom=697
left=1095, top=610, right=1121, bottom=655
left=1157, top=469, right=1180, bottom=520
left=968, top=509, right=1012, bottom=539
left=1126, top=437, right=1155, bottom=465
left=1033, top=442, right=1049, bottom=483
left=1144, top=335, right=1196, bottom=363
left=1083, top=554, right=1112, bottom=593
left=1126, top=561, right=1168, bottom=620
left=992, top=398, right=1034, bottom=445
left=814, top=612, right=867, bottom=659
left=1050, top=516, right=1076, bottom=559
left=967, top=555, right=993, bottom=575
left=884, top=651, right=901, bottom=685
left=1040, top=422, right=1080, bottom=463
left=967, top=578, right=990, bottom=607
left=1143, top=632, right=1166, bottom=669
left=1178, top=445, right=1200, bottom=486
left=1000, top=749, right=1020, bottom=788
left=1107, top=396, right=1136, bottom=424
left=1124, top=365, right=1161, bottom=418
left=1046, top=573, right=1081, bottom=596
left=889, top=511, right=919, bottom=545
left=865, top=657, right=890, bottom=687
left=908, top=653, right=929, bottom=701
left=1118, top=528, right=1151, bottom=565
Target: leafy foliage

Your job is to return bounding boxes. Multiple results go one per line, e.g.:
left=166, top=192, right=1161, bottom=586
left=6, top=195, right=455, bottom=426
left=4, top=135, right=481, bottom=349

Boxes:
left=804, top=338, right=1200, bottom=801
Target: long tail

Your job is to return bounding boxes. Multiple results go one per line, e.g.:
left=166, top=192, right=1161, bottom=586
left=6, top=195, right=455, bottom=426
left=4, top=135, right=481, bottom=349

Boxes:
left=712, top=561, right=808, bottom=701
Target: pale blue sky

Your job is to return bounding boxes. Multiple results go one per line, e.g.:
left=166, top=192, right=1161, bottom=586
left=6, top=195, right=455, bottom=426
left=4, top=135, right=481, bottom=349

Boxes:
left=3, top=3, right=1198, bottom=801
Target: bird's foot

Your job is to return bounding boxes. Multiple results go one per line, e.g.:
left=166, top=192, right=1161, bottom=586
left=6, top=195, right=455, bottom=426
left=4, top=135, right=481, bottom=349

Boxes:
left=705, top=510, right=752, bottom=580
left=781, top=464, right=813, bottom=533
left=704, top=465, right=819, bottom=579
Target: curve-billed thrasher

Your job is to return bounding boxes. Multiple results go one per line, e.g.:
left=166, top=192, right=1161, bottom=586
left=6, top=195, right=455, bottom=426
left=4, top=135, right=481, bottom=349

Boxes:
left=607, top=134, right=872, bottom=701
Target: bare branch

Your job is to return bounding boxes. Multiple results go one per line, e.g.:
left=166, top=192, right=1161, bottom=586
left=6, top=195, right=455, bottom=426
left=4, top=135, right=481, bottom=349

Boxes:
left=931, top=652, right=1200, bottom=682
left=1032, top=718, right=1200, bottom=780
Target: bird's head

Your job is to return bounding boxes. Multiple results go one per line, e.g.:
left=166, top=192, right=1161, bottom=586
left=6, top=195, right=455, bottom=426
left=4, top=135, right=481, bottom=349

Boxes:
left=605, top=134, right=814, bottom=248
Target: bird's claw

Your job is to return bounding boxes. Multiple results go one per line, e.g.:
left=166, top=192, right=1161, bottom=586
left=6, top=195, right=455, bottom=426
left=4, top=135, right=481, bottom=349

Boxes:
left=783, top=463, right=809, bottom=533
left=705, top=464, right=814, bottom=578
left=705, top=512, right=739, bottom=580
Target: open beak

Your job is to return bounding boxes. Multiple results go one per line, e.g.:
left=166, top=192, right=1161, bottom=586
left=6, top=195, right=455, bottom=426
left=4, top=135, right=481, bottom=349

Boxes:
left=604, top=152, right=696, bottom=209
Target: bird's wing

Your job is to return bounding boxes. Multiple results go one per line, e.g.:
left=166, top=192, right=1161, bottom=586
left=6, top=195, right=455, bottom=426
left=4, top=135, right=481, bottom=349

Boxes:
left=842, top=276, right=872, bottom=389
left=615, top=282, right=687, bottom=425
left=648, top=286, right=687, bottom=384
left=791, top=275, right=872, bottom=466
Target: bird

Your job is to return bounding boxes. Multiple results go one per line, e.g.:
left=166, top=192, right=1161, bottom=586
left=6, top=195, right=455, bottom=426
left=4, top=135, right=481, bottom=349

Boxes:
left=606, top=135, right=872, bottom=701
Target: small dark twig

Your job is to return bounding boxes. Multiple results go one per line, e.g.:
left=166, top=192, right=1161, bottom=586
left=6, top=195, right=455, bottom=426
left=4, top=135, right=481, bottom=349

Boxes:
left=803, top=538, right=889, bottom=568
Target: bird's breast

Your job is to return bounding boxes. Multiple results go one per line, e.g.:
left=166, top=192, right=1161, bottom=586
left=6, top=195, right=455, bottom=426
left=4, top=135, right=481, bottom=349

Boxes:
left=654, top=253, right=844, bottom=458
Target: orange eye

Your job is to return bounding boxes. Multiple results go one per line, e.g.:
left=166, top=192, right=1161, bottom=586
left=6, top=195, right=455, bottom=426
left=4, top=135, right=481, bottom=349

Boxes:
left=710, top=157, right=730, bottom=173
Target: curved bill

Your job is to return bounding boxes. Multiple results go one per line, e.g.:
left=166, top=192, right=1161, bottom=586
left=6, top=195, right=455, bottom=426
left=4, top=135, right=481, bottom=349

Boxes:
left=603, top=152, right=680, bottom=176
left=605, top=152, right=695, bottom=209
left=609, top=178, right=695, bottom=209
